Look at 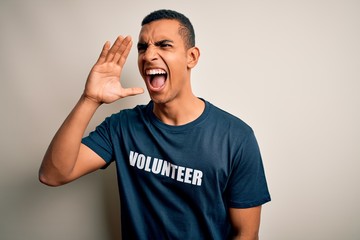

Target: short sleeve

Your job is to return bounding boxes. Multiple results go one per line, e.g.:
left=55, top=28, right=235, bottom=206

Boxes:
left=82, top=117, right=114, bottom=166
left=227, top=132, right=271, bottom=208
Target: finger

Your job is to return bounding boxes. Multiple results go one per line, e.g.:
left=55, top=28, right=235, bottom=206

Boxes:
left=96, top=41, right=111, bottom=64
left=120, top=87, right=144, bottom=98
left=117, top=36, right=132, bottom=66
left=105, top=35, right=124, bottom=62
left=113, top=36, right=132, bottom=65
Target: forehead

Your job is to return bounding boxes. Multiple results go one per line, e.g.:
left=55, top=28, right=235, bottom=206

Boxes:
left=138, top=19, right=182, bottom=42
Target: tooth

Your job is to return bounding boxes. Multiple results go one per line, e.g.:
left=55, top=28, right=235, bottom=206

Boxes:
left=146, top=69, right=166, bottom=75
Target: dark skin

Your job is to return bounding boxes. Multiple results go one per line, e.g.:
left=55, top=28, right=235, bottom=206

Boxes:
left=39, top=20, right=262, bottom=240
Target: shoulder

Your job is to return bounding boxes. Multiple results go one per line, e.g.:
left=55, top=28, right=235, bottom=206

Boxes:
left=105, top=103, right=149, bottom=122
left=206, top=100, right=254, bottom=135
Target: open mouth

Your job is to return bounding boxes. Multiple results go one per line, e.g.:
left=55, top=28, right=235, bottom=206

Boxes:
left=145, top=69, right=167, bottom=89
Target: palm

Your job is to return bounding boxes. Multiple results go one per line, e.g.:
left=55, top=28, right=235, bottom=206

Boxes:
left=84, top=36, right=143, bottom=104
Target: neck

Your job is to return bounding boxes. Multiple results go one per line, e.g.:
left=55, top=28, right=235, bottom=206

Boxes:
left=153, top=95, right=205, bottom=126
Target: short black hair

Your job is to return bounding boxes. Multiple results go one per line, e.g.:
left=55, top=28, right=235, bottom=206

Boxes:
left=141, top=9, right=195, bottom=49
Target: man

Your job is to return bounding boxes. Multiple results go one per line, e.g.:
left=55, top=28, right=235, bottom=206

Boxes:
left=39, top=9, right=271, bottom=239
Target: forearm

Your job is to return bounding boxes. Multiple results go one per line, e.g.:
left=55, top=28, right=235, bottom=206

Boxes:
left=39, top=36, right=143, bottom=186
left=39, top=95, right=100, bottom=186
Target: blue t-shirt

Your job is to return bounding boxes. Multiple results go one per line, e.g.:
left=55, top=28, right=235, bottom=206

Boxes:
left=82, top=99, right=271, bottom=239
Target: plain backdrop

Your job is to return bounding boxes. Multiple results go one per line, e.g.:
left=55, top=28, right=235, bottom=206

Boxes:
left=1, top=0, right=359, bottom=239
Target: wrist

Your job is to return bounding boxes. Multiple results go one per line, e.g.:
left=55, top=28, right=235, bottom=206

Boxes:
left=80, top=93, right=102, bottom=108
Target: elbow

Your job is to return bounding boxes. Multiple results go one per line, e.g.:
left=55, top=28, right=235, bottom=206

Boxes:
left=38, top=158, right=73, bottom=187
left=38, top=169, right=66, bottom=187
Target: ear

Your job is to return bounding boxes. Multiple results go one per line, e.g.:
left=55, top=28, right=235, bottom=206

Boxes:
left=187, top=47, right=200, bottom=69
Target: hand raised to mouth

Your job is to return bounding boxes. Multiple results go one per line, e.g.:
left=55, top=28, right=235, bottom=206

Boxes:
left=84, top=35, right=144, bottom=105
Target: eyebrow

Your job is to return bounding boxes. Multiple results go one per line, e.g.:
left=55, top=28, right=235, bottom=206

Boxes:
left=137, top=39, right=174, bottom=49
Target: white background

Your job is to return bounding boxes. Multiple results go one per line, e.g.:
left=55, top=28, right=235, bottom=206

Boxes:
left=1, top=0, right=359, bottom=239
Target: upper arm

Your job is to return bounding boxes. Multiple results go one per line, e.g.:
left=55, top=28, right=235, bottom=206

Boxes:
left=69, top=143, right=107, bottom=181
left=40, top=143, right=107, bottom=186
left=229, top=206, right=262, bottom=240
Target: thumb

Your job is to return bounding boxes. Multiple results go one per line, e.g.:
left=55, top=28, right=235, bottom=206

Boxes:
left=121, top=87, right=145, bottom=97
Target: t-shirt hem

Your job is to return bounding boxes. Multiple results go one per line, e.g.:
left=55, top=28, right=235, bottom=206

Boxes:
left=229, top=196, right=271, bottom=209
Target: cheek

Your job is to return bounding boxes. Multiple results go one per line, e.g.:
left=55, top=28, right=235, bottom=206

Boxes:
left=137, top=57, right=143, bottom=75
left=167, top=54, right=188, bottom=74
left=137, top=55, right=141, bottom=67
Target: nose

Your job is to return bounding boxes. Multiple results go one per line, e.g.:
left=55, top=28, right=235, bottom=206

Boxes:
left=143, top=45, right=158, bottom=62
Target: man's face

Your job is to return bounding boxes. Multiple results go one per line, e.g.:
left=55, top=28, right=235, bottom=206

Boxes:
left=137, top=19, right=191, bottom=104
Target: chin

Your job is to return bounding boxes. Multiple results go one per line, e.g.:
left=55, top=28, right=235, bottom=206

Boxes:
left=150, top=96, right=166, bottom=105
left=149, top=94, right=172, bottom=105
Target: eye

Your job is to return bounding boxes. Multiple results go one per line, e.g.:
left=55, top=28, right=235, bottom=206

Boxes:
left=155, top=40, right=173, bottom=49
left=137, top=43, right=148, bottom=53
left=137, top=47, right=145, bottom=53
left=160, top=43, right=172, bottom=48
